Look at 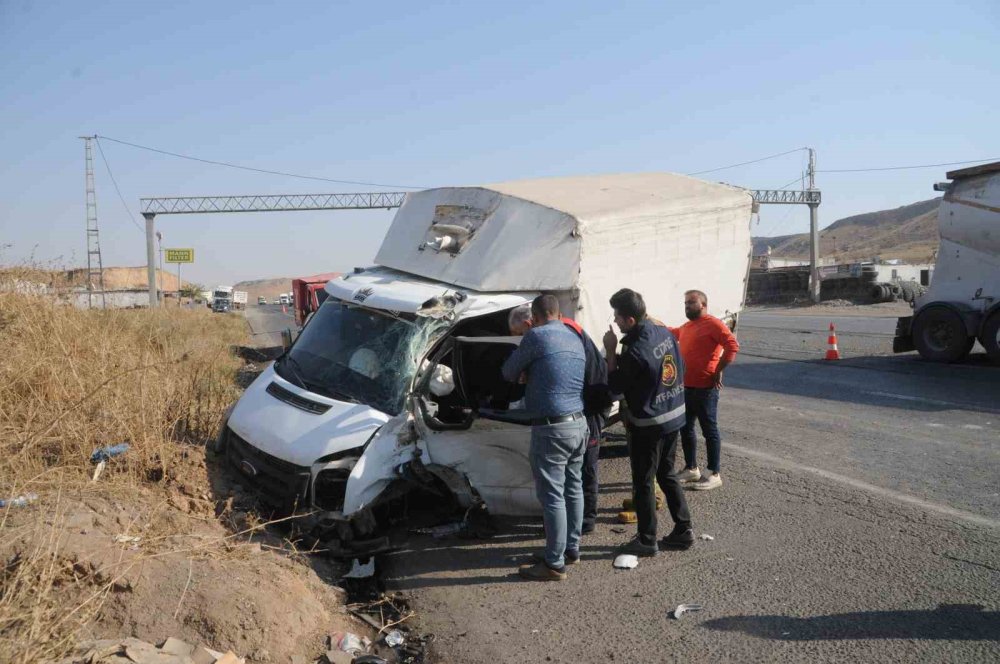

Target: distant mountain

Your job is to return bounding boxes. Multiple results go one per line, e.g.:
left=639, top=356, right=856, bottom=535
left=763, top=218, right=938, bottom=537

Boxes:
left=233, top=277, right=294, bottom=303
left=753, top=198, right=940, bottom=263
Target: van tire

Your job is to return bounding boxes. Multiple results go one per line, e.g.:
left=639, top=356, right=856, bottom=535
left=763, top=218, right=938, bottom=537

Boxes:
left=913, top=307, right=973, bottom=363
left=979, top=312, right=1000, bottom=364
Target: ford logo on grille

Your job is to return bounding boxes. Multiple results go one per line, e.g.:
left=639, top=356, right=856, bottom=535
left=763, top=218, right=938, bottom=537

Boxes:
left=240, top=460, right=258, bottom=478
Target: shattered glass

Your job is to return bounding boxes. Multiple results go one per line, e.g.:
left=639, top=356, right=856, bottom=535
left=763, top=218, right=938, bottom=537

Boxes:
left=274, top=300, right=450, bottom=415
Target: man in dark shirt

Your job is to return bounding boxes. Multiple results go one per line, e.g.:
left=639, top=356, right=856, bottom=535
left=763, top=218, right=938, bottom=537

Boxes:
left=502, top=295, right=588, bottom=581
left=603, top=288, right=695, bottom=557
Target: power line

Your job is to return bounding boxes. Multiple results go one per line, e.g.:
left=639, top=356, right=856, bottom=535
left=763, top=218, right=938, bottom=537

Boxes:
left=818, top=157, right=999, bottom=174
left=94, top=136, right=144, bottom=234
left=686, top=147, right=809, bottom=176
left=95, top=134, right=427, bottom=189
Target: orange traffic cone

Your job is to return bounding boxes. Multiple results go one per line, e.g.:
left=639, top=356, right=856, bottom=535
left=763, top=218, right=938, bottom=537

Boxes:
left=824, top=322, right=840, bottom=360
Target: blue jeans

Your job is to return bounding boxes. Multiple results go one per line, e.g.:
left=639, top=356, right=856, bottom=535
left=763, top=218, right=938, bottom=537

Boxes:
left=530, top=418, right=589, bottom=569
left=681, top=387, right=721, bottom=473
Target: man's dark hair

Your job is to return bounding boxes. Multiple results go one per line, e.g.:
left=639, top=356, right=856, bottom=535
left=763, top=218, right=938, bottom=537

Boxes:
left=531, top=294, right=560, bottom=319
left=609, top=288, right=646, bottom=321
left=685, top=289, right=708, bottom=306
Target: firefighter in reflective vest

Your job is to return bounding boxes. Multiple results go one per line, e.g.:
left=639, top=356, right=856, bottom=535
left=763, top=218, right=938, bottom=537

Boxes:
left=603, top=288, right=695, bottom=557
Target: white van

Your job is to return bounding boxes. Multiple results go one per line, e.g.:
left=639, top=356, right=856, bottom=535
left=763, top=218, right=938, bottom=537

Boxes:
left=220, top=173, right=754, bottom=551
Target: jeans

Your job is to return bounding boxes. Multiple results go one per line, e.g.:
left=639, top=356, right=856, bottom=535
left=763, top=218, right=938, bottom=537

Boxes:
left=628, top=426, right=691, bottom=546
left=681, top=386, right=721, bottom=473
left=582, top=440, right=600, bottom=531
left=530, top=418, right=589, bottom=569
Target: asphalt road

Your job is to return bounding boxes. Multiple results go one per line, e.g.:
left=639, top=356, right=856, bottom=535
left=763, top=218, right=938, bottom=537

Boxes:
left=375, top=306, right=1000, bottom=663
left=242, top=303, right=295, bottom=348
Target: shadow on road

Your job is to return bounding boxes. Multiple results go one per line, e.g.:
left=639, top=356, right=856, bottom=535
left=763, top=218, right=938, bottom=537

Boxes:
left=703, top=604, right=1000, bottom=641
left=727, top=356, right=999, bottom=414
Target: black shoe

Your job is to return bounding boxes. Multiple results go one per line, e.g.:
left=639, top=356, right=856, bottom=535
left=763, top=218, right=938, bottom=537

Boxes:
left=660, top=525, right=695, bottom=550
left=618, top=536, right=658, bottom=558
left=581, top=522, right=596, bottom=535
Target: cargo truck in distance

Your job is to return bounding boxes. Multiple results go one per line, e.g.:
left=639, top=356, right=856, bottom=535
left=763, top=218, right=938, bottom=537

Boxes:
left=217, top=174, right=756, bottom=555
left=233, top=291, right=248, bottom=310
left=292, top=273, right=340, bottom=327
left=894, top=161, right=1000, bottom=363
left=211, top=286, right=233, bottom=312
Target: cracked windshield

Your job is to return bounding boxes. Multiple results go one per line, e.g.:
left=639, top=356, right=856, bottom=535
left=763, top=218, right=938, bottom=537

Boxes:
left=276, top=300, right=436, bottom=415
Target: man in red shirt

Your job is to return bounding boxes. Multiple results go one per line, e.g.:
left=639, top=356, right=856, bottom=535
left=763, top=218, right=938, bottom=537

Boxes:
left=669, top=290, right=740, bottom=490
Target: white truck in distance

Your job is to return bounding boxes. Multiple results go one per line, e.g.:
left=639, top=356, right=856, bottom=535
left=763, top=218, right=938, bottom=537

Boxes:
left=894, top=161, right=1000, bottom=363
left=218, top=173, right=756, bottom=554
left=211, top=286, right=233, bottom=312
left=233, top=291, right=248, bottom=310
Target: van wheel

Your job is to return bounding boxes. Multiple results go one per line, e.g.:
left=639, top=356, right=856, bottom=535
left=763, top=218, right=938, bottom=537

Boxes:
left=912, top=307, right=973, bottom=363
left=979, top=312, right=1000, bottom=364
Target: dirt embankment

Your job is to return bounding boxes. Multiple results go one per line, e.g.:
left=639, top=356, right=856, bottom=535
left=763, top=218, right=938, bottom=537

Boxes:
left=0, top=292, right=356, bottom=663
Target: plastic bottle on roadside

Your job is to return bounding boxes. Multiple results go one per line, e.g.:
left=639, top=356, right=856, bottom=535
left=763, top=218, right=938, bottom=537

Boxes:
left=0, top=493, right=38, bottom=509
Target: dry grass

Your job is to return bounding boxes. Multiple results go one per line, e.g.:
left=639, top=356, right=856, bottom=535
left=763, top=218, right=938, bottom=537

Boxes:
left=0, top=288, right=248, bottom=662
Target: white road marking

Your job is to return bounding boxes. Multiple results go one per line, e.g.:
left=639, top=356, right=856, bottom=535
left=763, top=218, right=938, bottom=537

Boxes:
left=862, top=390, right=990, bottom=411
left=727, top=442, right=1000, bottom=531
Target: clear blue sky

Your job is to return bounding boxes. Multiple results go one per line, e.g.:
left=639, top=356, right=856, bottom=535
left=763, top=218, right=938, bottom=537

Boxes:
left=2, top=0, right=997, bottom=287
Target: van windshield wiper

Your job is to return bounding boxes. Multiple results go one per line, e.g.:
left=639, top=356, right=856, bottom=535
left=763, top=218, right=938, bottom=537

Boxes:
left=280, top=354, right=311, bottom=391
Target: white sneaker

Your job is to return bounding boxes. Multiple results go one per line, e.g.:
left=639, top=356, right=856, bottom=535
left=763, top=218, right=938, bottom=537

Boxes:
left=677, top=466, right=702, bottom=483
left=691, top=471, right=722, bottom=491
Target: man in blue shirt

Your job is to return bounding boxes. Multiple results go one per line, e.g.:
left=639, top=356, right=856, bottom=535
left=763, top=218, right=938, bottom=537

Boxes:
left=502, top=294, right=588, bottom=581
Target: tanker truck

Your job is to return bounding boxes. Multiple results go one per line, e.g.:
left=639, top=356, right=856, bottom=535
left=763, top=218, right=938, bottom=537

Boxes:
left=893, top=161, right=1000, bottom=363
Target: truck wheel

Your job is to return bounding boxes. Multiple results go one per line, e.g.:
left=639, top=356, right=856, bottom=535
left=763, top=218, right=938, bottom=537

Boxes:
left=912, top=307, right=974, bottom=362
left=979, top=312, right=1000, bottom=364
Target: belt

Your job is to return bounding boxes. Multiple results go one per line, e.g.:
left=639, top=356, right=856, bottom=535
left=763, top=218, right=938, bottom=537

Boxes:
left=531, top=412, right=585, bottom=426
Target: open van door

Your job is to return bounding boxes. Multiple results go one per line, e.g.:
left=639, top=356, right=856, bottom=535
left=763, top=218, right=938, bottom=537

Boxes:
left=414, top=335, right=541, bottom=516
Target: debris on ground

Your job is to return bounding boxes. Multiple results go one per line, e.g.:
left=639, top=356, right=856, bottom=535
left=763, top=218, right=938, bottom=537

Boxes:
left=699, top=534, right=715, bottom=541
left=410, top=522, right=464, bottom=538
left=671, top=603, right=705, bottom=619
left=346, top=558, right=377, bottom=579
left=613, top=554, right=639, bottom=569
left=90, top=443, right=130, bottom=482
left=56, top=636, right=243, bottom=664
left=90, top=443, right=131, bottom=464
left=345, top=593, right=433, bottom=664
left=0, top=492, right=38, bottom=508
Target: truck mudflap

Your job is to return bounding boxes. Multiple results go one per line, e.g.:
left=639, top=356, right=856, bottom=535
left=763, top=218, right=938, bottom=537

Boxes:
left=893, top=315, right=915, bottom=353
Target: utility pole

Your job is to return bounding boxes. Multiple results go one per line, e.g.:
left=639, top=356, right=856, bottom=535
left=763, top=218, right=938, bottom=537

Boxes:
left=807, top=148, right=821, bottom=303
left=144, top=213, right=157, bottom=307
left=81, top=136, right=106, bottom=309
left=156, top=231, right=163, bottom=303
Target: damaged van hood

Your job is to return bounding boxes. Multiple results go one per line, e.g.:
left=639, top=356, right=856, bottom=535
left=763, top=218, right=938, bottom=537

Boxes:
left=228, top=364, right=390, bottom=467
left=325, top=266, right=535, bottom=318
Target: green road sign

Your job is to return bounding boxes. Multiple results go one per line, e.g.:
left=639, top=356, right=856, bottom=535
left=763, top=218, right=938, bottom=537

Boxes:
left=165, top=248, right=194, bottom=263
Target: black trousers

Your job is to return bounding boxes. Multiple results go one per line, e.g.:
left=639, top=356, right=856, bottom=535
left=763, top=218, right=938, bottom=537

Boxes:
left=582, top=442, right=600, bottom=529
left=628, top=426, right=691, bottom=546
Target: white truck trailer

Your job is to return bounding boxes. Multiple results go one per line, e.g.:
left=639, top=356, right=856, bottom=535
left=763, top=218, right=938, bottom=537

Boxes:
left=233, top=291, right=248, bottom=310
left=894, top=162, right=1000, bottom=363
left=217, top=173, right=755, bottom=552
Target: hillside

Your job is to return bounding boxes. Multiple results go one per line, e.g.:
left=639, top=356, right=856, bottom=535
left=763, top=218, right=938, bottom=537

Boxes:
left=753, top=198, right=940, bottom=263
left=29, top=267, right=192, bottom=291
left=233, top=277, right=294, bottom=303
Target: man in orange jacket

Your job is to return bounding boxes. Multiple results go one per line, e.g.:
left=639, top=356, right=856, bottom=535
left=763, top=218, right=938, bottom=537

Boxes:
left=669, top=290, right=740, bottom=491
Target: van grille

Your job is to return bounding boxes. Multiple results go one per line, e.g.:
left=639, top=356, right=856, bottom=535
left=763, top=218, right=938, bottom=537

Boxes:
left=266, top=381, right=331, bottom=414
left=225, top=428, right=310, bottom=509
